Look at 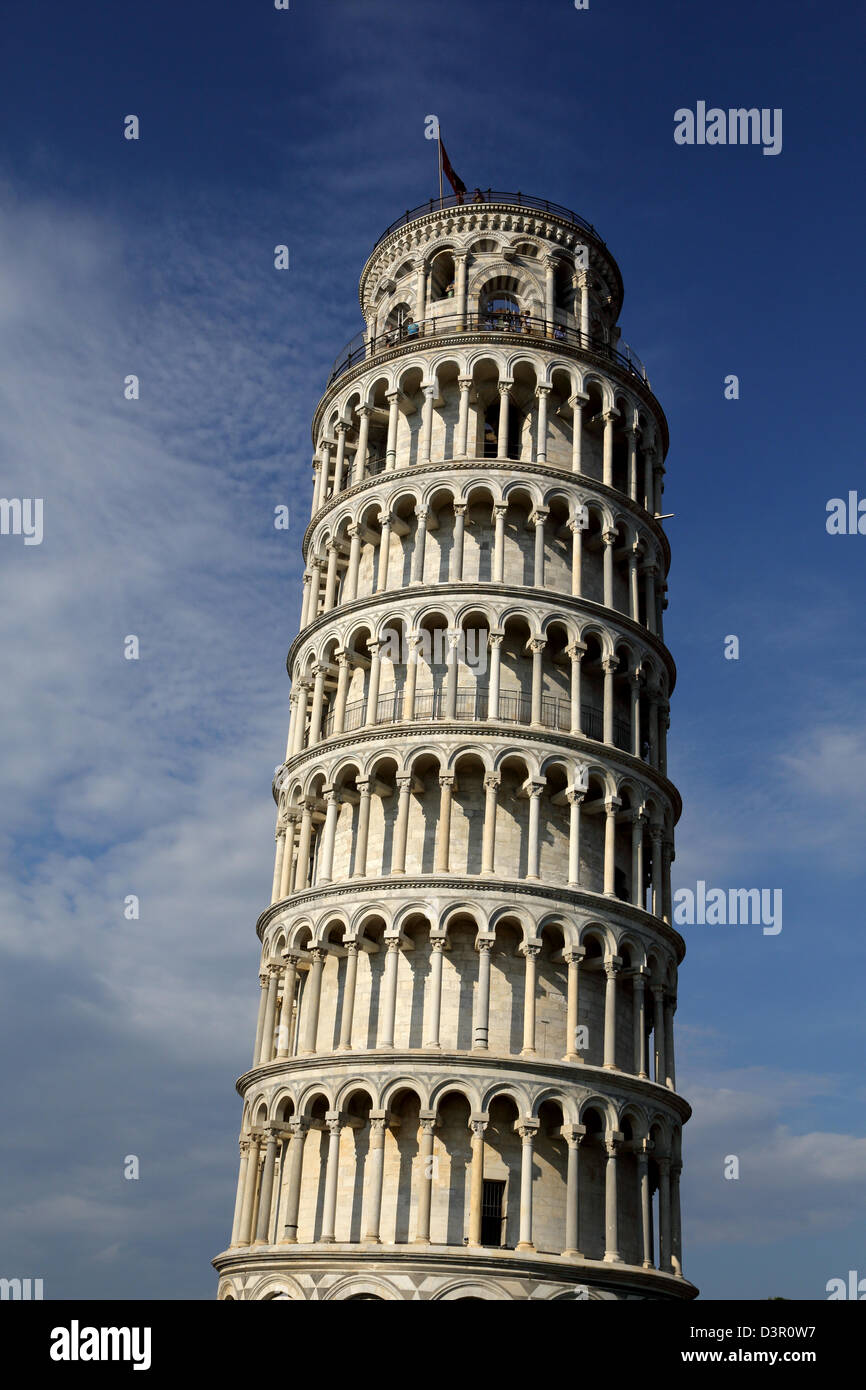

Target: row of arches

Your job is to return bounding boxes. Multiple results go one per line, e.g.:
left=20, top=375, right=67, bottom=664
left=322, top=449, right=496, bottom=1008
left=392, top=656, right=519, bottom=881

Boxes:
left=230, top=1080, right=684, bottom=1275
left=272, top=745, right=675, bottom=912
left=287, top=611, right=670, bottom=771
left=253, top=908, right=678, bottom=1081
left=302, top=480, right=668, bottom=640
left=312, top=355, right=665, bottom=517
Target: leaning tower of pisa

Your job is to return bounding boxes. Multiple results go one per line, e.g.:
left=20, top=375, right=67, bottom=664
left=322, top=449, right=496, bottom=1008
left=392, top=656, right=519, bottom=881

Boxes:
left=213, top=190, right=696, bottom=1302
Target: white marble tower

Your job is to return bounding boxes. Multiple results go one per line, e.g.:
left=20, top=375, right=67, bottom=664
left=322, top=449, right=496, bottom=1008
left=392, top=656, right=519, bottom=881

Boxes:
left=213, top=190, right=696, bottom=1302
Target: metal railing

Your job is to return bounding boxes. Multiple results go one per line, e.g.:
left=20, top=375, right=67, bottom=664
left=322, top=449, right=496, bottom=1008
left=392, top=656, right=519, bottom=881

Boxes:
left=321, top=686, right=634, bottom=752
left=327, top=310, right=647, bottom=388
left=372, top=190, right=604, bottom=249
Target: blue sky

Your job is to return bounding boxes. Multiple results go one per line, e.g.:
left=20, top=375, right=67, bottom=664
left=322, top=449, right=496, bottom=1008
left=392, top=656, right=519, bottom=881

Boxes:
left=0, top=0, right=863, bottom=1300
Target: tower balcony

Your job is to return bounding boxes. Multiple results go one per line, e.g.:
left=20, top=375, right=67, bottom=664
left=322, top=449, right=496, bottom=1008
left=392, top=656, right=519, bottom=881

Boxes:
left=327, top=311, right=648, bottom=391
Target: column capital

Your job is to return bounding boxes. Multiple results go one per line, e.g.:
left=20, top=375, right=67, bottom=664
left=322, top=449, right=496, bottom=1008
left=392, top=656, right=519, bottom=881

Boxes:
left=493, top=501, right=508, bottom=518
left=602, top=527, right=618, bottom=546
left=414, top=504, right=430, bottom=521
left=497, top=380, right=514, bottom=395
left=563, top=946, right=586, bottom=965
left=565, top=788, right=585, bottom=807
left=534, top=384, right=552, bottom=399
left=605, top=1130, right=625, bottom=1155
left=356, top=403, right=372, bottom=419
left=601, top=408, right=619, bottom=423
left=528, top=636, right=547, bottom=655
left=468, top=1117, right=489, bottom=1138
left=529, top=506, right=550, bottom=525
left=458, top=375, right=473, bottom=390
left=488, top=628, right=505, bottom=648
left=601, top=655, right=619, bottom=673
left=453, top=500, right=468, bottom=516
left=565, top=640, right=587, bottom=662
left=561, top=1123, right=587, bottom=1146
left=483, top=773, right=501, bottom=792
left=604, top=796, right=622, bottom=815
left=568, top=390, right=590, bottom=408
left=520, top=940, right=542, bottom=959
left=438, top=773, right=455, bottom=789
left=515, top=1119, right=540, bottom=1140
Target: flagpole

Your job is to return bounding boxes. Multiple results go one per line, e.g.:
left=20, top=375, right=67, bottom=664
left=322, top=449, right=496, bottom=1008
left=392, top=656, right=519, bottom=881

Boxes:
left=438, top=134, right=443, bottom=206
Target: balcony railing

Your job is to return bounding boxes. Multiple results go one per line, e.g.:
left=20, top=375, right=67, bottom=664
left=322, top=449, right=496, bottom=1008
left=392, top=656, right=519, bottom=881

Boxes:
left=327, top=311, right=647, bottom=389
left=372, top=190, right=604, bottom=249
left=321, top=686, right=634, bottom=753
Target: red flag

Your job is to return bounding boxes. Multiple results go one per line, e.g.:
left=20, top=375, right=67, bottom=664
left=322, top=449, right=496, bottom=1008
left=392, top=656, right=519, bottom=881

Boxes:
left=440, top=138, right=467, bottom=199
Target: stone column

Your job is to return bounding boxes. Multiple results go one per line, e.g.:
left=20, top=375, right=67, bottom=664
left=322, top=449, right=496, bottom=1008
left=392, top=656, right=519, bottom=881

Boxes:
left=318, top=787, right=341, bottom=883
left=337, top=941, right=360, bottom=1051
left=579, top=273, right=590, bottom=343
left=307, top=663, right=327, bottom=745
left=652, top=984, right=666, bottom=1084
left=492, top=503, right=507, bottom=582
left=628, top=549, right=640, bottom=621
left=290, top=680, right=309, bottom=756
left=603, top=1134, right=622, bottom=1262
left=569, top=515, right=584, bottom=595
left=333, top=421, right=348, bottom=492
left=456, top=377, right=473, bottom=457
left=276, top=953, right=299, bottom=1058
left=603, top=959, right=619, bottom=1069
left=602, top=656, right=617, bottom=747
left=648, top=693, right=660, bottom=768
left=473, top=937, right=494, bottom=1049
left=602, top=529, right=616, bottom=609
left=515, top=1121, right=539, bottom=1251
left=658, top=1156, right=672, bottom=1271
left=603, top=796, right=620, bottom=895
left=300, top=948, right=326, bottom=1055
left=353, top=406, right=371, bottom=483
left=638, top=1146, right=653, bottom=1266
left=294, top=800, right=313, bottom=890
left=567, top=789, right=584, bottom=886
left=568, top=642, right=584, bottom=733
left=402, top=633, right=421, bottom=720
left=626, top=427, right=640, bottom=501
left=415, top=1115, right=438, bottom=1244
left=419, top=384, right=435, bottom=464
left=320, top=1114, right=342, bottom=1243
left=379, top=937, right=401, bottom=1048
left=310, top=459, right=323, bottom=518
left=671, top=1161, right=684, bottom=1276
left=654, top=462, right=665, bottom=516
left=455, top=252, right=468, bottom=329
left=252, top=972, right=269, bottom=1066
left=271, top=827, right=285, bottom=904
left=602, top=410, right=617, bottom=487
left=481, top=774, right=499, bottom=874
left=544, top=256, right=556, bottom=325
left=520, top=942, right=540, bottom=1055
left=563, top=947, right=585, bottom=1060
left=569, top=392, right=588, bottom=473
left=487, top=631, right=503, bottom=718
left=630, top=672, right=641, bottom=758
left=451, top=502, right=466, bottom=580
left=662, top=838, right=673, bottom=925
left=353, top=779, right=372, bottom=877
left=529, top=637, right=545, bottom=726
left=344, top=524, right=362, bottom=603
left=644, top=444, right=654, bottom=513
left=385, top=391, right=400, bottom=470
left=414, top=260, right=426, bottom=323
left=299, top=572, right=313, bottom=629
left=631, top=810, right=645, bottom=908
left=375, top=512, right=392, bottom=592
left=279, top=1120, right=309, bottom=1244
left=279, top=814, right=296, bottom=898
left=323, top=542, right=339, bottom=612
left=253, top=1129, right=280, bottom=1245
left=363, top=1114, right=388, bottom=1242
left=633, top=971, right=648, bottom=1077
left=425, top=938, right=445, bottom=1048
left=259, top=967, right=280, bottom=1065
left=496, top=382, right=511, bottom=460
left=364, top=640, right=382, bottom=726
left=392, top=774, right=413, bottom=874
left=466, top=1118, right=488, bottom=1246
left=444, top=629, right=460, bottom=716
left=411, top=505, right=429, bottom=583
left=333, top=651, right=350, bottom=734
left=229, top=1140, right=250, bottom=1247
left=434, top=774, right=454, bottom=872
left=526, top=780, right=544, bottom=879
left=664, top=995, right=677, bottom=1089
left=535, top=386, right=551, bottom=463
left=650, top=826, right=663, bottom=916
left=237, top=1132, right=261, bottom=1245
left=562, top=1126, right=586, bottom=1257
left=530, top=507, right=548, bottom=587
left=643, top=564, right=657, bottom=635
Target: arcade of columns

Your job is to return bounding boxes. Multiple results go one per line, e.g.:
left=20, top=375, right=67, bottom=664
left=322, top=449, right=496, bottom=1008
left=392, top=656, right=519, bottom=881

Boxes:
left=214, top=194, right=696, bottom=1302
